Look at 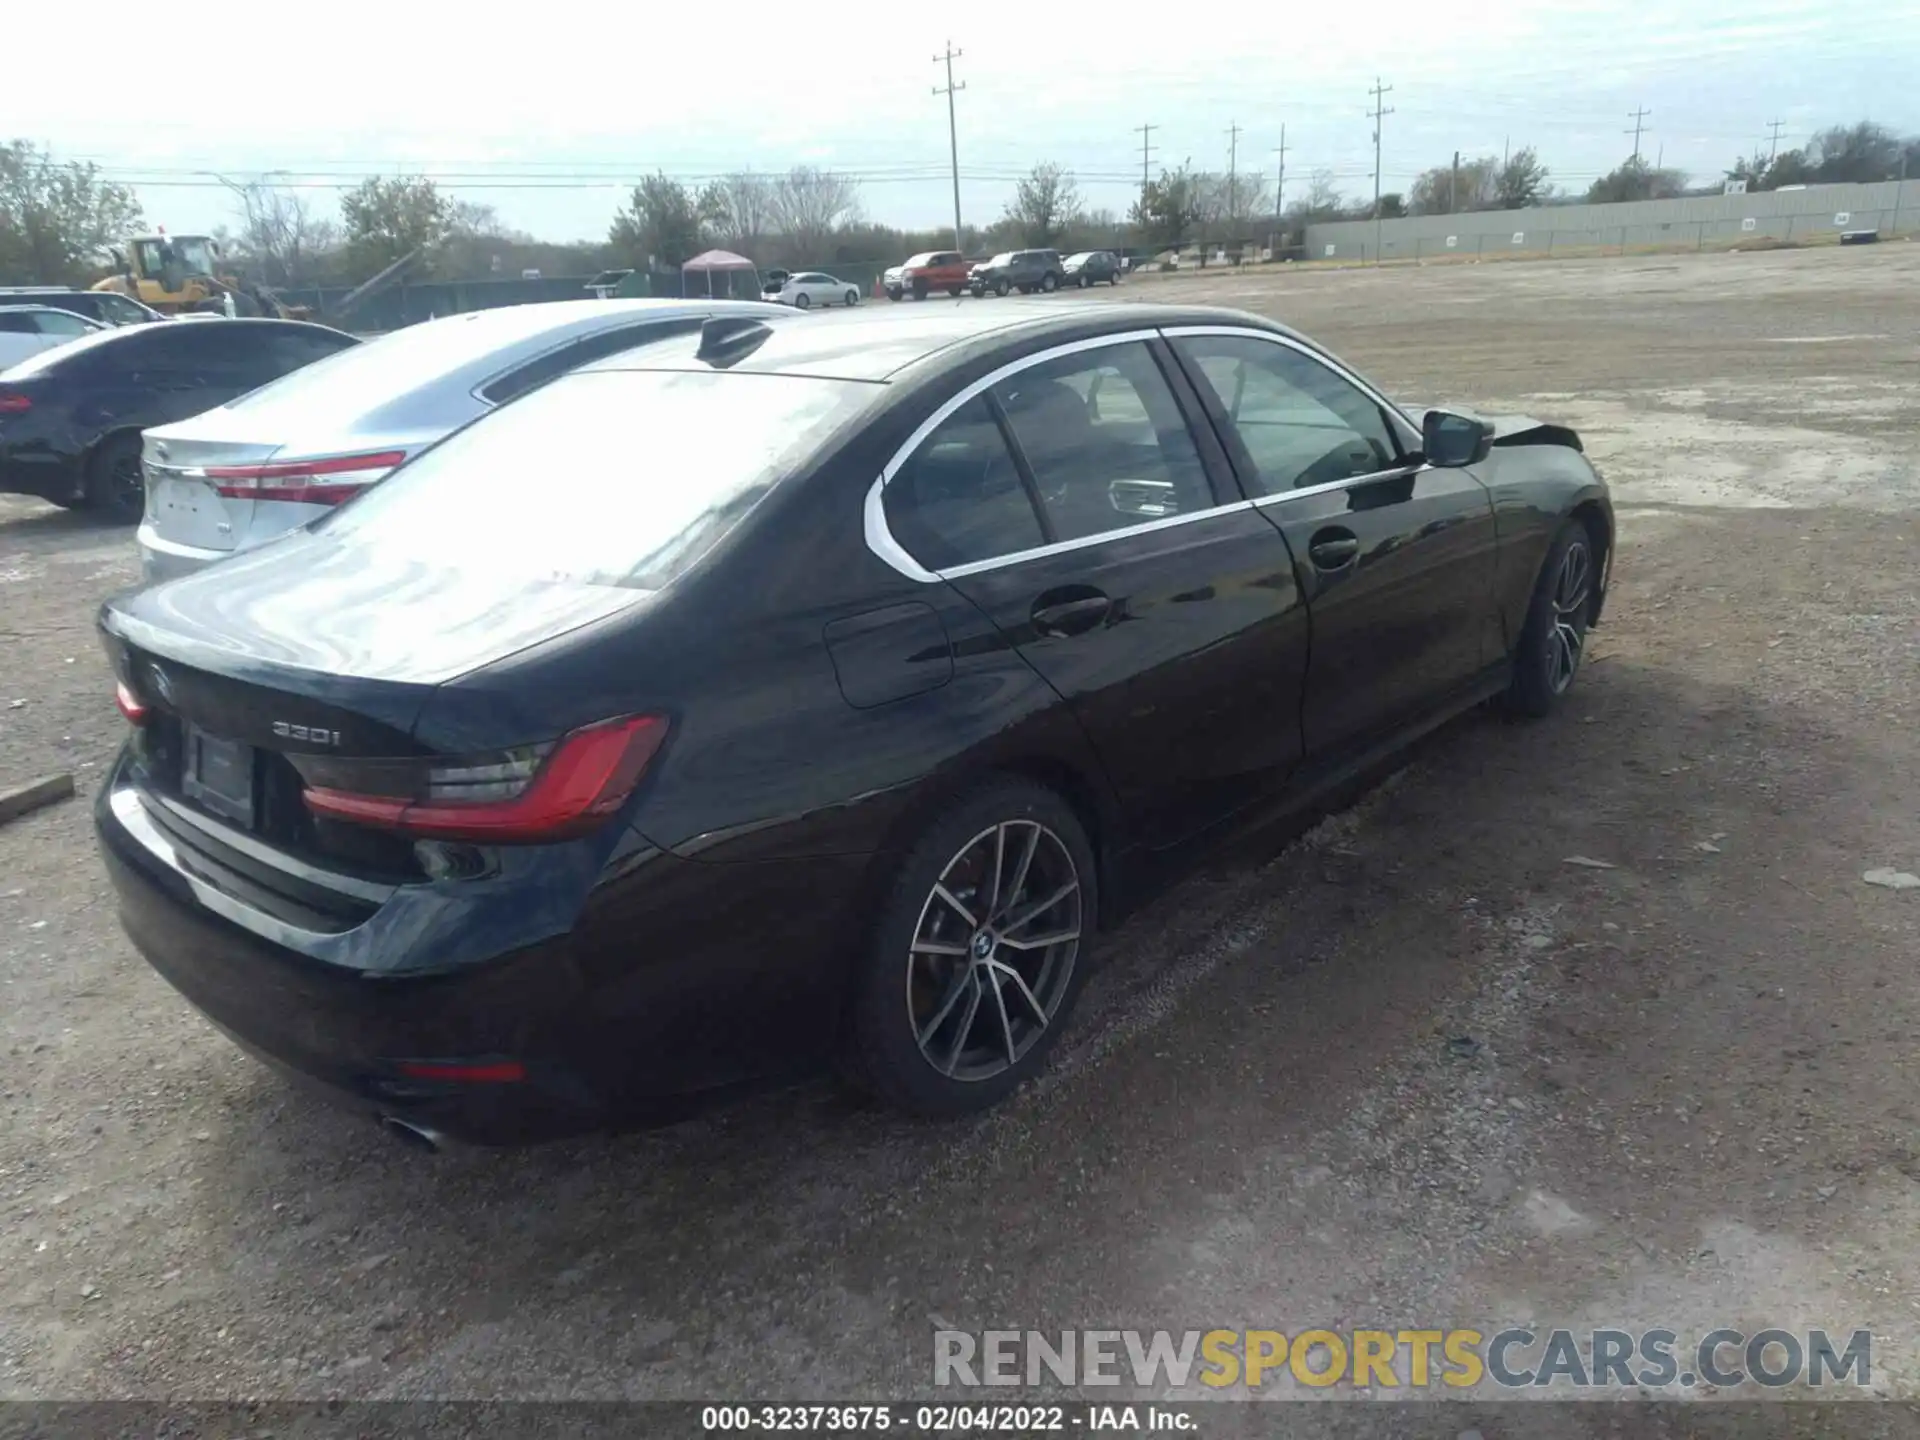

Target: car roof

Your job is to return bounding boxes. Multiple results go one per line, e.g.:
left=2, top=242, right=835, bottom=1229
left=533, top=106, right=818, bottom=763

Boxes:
left=0, top=304, right=78, bottom=314
left=143, top=298, right=784, bottom=450
left=586, top=301, right=1297, bottom=383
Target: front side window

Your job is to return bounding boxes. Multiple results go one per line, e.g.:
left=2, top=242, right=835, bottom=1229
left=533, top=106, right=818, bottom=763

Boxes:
left=1174, top=335, right=1400, bottom=496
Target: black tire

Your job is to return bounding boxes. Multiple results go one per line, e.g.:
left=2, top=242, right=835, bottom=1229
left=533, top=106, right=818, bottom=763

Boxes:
left=793, top=292, right=811, bottom=310
left=887, top=287, right=903, bottom=302
left=845, top=290, right=860, bottom=307
left=1504, top=519, right=1596, bottom=717
left=1108, top=273, right=1120, bottom=286
left=912, top=280, right=929, bottom=300
left=1040, top=272, right=1059, bottom=293
left=948, top=286, right=964, bottom=297
left=845, top=779, right=1097, bottom=1117
left=994, top=278, right=1011, bottom=297
left=84, top=433, right=145, bottom=523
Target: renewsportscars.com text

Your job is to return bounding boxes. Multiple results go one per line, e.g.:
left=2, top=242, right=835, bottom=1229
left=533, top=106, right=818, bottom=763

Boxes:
left=934, top=1327, right=1873, bottom=1391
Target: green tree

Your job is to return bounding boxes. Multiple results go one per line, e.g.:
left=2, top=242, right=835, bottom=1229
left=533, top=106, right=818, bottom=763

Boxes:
left=339, top=175, right=452, bottom=280
left=1408, top=155, right=1497, bottom=215
left=608, top=173, right=709, bottom=270
left=1587, top=156, right=1687, bottom=204
left=1004, top=162, right=1083, bottom=247
left=0, top=140, right=144, bottom=286
left=1129, top=163, right=1204, bottom=250
left=1495, top=147, right=1551, bottom=208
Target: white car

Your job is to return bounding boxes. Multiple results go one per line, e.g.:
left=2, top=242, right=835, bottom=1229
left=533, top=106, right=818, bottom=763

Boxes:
left=771, top=272, right=861, bottom=310
left=0, top=305, right=103, bottom=369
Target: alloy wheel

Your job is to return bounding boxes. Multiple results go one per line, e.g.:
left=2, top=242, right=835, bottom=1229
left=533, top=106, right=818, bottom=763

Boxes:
left=1547, top=540, right=1591, bottom=694
left=906, top=820, right=1082, bottom=1082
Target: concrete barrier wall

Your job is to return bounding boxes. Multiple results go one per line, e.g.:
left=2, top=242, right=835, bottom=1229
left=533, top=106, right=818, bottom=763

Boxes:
left=1304, top=181, right=1917, bottom=261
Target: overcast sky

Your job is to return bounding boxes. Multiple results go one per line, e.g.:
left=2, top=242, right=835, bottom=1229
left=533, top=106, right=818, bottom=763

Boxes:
left=10, top=0, right=1919, bottom=243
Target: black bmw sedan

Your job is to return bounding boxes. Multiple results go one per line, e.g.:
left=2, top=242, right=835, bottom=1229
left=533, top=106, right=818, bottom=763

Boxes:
left=95, top=302, right=1612, bottom=1147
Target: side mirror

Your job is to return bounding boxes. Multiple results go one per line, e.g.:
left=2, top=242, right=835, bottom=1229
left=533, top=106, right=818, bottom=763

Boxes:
left=1422, top=409, right=1494, bottom=468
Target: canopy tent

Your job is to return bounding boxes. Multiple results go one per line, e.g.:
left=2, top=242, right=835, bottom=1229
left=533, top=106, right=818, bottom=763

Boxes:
left=682, top=249, right=760, bottom=299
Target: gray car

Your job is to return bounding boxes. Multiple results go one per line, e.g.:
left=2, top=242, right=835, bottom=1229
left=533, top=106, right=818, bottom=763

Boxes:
left=136, top=298, right=781, bottom=583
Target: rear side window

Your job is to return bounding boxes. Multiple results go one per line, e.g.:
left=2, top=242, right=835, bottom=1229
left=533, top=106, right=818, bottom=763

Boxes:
left=0, top=313, right=33, bottom=333
left=883, top=342, right=1216, bottom=569
left=995, top=342, right=1211, bottom=541
left=259, top=326, right=357, bottom=374
left=479, top=318, right=704, bottom=406
left=319, top=369, right=875, bottom=590
left=884, top=396, right=1045, bottom=569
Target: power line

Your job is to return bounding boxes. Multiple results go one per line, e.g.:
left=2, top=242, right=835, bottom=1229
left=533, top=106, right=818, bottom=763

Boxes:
left=932, top=42, right=966, bottom=251
left=1368, top=77, right=1394, bottom=263
left=1626, top=106, right=1652, bottom=163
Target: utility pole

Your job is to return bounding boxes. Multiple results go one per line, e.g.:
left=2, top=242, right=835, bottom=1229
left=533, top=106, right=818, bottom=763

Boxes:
left=1765, top=118, right=1786, bottom=164
left=932, top=43, right=966, bottom=253
left=1273, top=125, right=1288, bottom=231
left=1450, top=149, right=1460, bottom=213
left=1626, top=106, right=1651, bottom=163
left=1226, top=121, right=1243, bottom=226
left=1368, top=77, right=1394, bottom=263
left=1136, top=122, right=1157, bottom=202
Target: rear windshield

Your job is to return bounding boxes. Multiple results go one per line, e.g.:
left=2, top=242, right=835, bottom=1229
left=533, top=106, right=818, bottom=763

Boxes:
left=216, top=315, right=517, bottom=415
left=318, top=368, right=875, bottom=590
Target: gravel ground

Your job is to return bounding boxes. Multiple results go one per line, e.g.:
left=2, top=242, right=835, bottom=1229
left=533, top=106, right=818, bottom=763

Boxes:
left=2, top=246, right=1918, bottom=1426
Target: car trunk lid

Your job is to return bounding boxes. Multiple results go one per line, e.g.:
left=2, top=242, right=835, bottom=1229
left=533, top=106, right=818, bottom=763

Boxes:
left=141, top=429, right=282, bottom=554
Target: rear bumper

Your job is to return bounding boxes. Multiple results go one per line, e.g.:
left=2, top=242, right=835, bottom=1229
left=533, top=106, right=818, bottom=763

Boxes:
left=136, top=522, right=227, bottom=585
left=93, top=753, right=873, bottom=1145
left=95, top=771, right=609, bottom=1145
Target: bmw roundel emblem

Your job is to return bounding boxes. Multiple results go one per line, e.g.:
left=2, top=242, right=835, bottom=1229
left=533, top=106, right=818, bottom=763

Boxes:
left=150, top=664, right=174, bottom=705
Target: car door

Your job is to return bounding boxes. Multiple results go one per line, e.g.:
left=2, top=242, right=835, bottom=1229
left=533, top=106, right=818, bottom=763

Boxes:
left=879, top=332, right=1310, bottom=847
left=1167, top=327, right=1503, bottom=762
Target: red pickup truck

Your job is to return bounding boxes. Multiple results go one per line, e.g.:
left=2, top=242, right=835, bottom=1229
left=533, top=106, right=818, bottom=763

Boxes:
left=888, top=250, right=972, bottom=301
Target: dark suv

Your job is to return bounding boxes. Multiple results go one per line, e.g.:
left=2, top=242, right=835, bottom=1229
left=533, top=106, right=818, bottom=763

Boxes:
left=1062, top=250, right=1122, bottom=287
left=968, top=249, right=1065, bottom=297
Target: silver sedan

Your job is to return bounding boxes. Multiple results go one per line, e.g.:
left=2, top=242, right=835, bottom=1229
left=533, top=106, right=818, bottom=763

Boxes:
left=137, top=297, right=782, bottom=583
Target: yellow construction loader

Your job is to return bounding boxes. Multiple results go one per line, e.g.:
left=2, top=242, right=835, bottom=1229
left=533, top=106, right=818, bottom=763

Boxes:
left=93, top=233, right=311, bottom=319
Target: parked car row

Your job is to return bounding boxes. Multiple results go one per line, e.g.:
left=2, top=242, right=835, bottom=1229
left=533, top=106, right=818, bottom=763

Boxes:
left=73, top=291, right=1612, bottom=1150
left=879, top=250, right=1124, bottom=301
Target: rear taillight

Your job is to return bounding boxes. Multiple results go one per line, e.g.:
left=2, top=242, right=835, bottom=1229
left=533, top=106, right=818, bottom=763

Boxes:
left=292, top=714, right=668, bottom=843
left=0, top=389, right=30, bottom=414
left=114, top=681, right=148, bottom=725
left=204, top=449, right=406, bottom=505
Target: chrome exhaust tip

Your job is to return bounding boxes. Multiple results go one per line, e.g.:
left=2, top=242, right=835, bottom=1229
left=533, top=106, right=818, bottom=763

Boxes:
left=379, top=1115, right=444, bottom=1153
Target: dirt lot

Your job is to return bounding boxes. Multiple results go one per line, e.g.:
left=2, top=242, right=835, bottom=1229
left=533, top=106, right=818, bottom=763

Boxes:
left=2, top=246, right=1918, bottom=1424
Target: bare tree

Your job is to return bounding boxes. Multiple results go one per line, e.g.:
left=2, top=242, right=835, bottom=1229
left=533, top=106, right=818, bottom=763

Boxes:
left=767, top=167, right=862, bottom=259
left=228, top=180, right=336, bottom=285
left=1193, top=170, right=1272, bottom=235
left=1004, top=162, right=1084, bottom=247
left=701, top=172, right=776, bottom=256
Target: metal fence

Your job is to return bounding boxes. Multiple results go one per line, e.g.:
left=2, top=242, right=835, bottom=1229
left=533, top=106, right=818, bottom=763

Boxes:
left=1304, top=179, right=1916, bottom=263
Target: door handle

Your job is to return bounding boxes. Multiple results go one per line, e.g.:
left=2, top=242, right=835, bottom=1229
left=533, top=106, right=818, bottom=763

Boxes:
left=1031, top=590, right=1112, bottom=637
left=1308, top=529, right=1361, bottom=571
